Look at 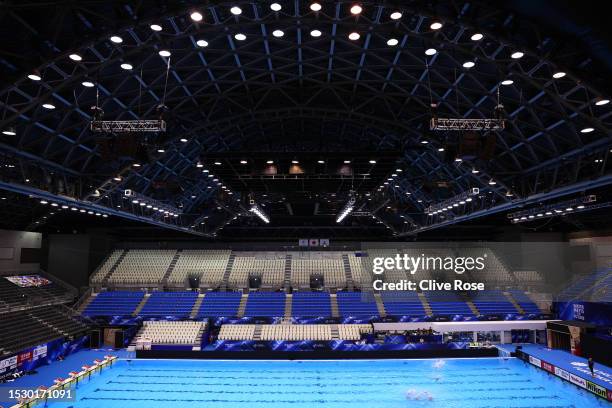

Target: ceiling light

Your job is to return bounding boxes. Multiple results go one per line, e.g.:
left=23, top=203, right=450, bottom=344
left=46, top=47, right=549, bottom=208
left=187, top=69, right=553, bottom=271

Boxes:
left=595, top=98, right=609, bottom=106
left=110, top=35, right=123, bottom=43
left=430, top=21, right=443, bottom=30
left=387, top=38, right=398, bottom=46
left=235, top=33, right=246, bottom=41
left=292, top=160, right=299, bottom=164
left=501, top=79, right=514, bottom=85
left=214, top=161, right=222, bottom=165
left=267, top=160, right=274, bottom=164
left=310, top=29, right=322, bottom=37
left=438, top=147, right=445, bottom=152
left=310, top=2, right=322, bottom=11
left=350, top=5, right=362, bottom=14
left=577, top=205, right=585, bottom=209
left=27, top=74, right=41, bottom=81
left=511, top=51, right=524, bottom=59
left=344, top=160, right=351, bottom=164
left=488, top=179, right=496, bottom=185
left=272, top=29, right=284, bottom=37
left=133, top=163, right=141, bottom=167
left=230, top=6, right=242, bottom=15
left=462, top=61, right=475, bottom=68
left=196, top=39, right=209, bottom=47
left=82, top=81, right=94, bottom=87
left=240, top=160, right=247, bottom=164
left=158, top=50, right=171, bottom=57
left=150, top=24, right=162, bottom=31
left=425, top=48, right=437, bottom=56
left=69, top=54, right=82, bottom=61
left=420, top=140, right=429, bottom=144
left=190, top=11, right=203, bottom=21
left=113, top=176, right=122, bottom=181
left=42, top=103, right=55, bottom=109
left=157, top=148, right=165, bottom=153
left=2, top=127, right=16, bottom=136
left=369, top=160, right=376, bottom=164
left=271, top=3, right=282, bottom=11
left=455, top=158, right=462, bottom=162
left=348, top=32, right=360, bottom=40
left=317, top=160, right=325, bottom=164
left=120, top=63, right=133, bottom=70
left=471, top=33, right=483, bottom=41
left=390, top=11, right=402, bottom=20
left=180, top=138, right=188, bottom=142
left=580, top=127, right=594, bottom=133
left=552, top=71, right=566, bottom=79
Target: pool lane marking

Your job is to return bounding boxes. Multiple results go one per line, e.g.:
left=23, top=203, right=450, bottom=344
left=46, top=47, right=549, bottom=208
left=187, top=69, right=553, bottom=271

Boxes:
left=121, top=356, right=515, bottom=362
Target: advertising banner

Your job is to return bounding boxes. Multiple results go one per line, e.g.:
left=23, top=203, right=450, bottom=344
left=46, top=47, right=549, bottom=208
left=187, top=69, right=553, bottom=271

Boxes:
left=529, top=355, right=542, bottom=367
left=569, top=373, right=587, bottom=389
left=554, top=366, right=570, bottom=381
left=541, top=361, right=555, bottom=373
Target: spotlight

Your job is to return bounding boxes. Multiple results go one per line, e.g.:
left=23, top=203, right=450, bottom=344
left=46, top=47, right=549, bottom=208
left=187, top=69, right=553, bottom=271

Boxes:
left=511, top=51, right=524, bottom=59
left=292, top=160, right=299, bottom=164
left=270, top=3, right=282, bottom=11
left=336, top=196, right=356, bottom=223
left=121, top=63, right=133, bottom=70
left=488, top=179, right=497, bottom=185
left=595, top=98, right=610, bottom=106
left=387, top=38, right=399, bottom=46
left=190, top=11, right=203, bottom=21
left=150, top=24, right=162, bottom=31
left=272, top=29, right=284, bottom=37
left=27, top=74, right=41, bottom=81
left=348, top=32, right=360, bottom=40
left=230, top=6, right=242, bottom=15
left=2, top=127, right=17, bottom=136
left=425, top=48, right=437, bottom=55
left=158, top=50, right=171, bottom=57
left=552, top=71, right=566, bottom=79
left=430, top=21, right=443, bottom=30
left=196, top=40, right=209, bottom=47
left=390, top=11, right=402, bottom=20
left=82, top=81, right=95, bottom=87
left=180, top=138, right=188, bottom=142
left=310, top=29, right=322, bottom=37
left=310, top=2, right=322, bottom=11
left=69, top=54, right=82, bottom=61
left=462, top=61, right=475, bottom=68
left=267, top=160, right=274, bottom=164
left=350, top=5, right=362, bottom=14
left=235, top=33, right=247, bottom=41
left=471, top=33, right=483, bottom=41
left=42, top=103, right=55, bottom=110
left=240, top=160, right=248, bottom=164
left=250, top=203, right=270, bottom=223
left=317, top=160, right=325, bottom=164
left=369, top=160, right=376, bottom=164
left=580, top=127, right=594, bottom=133
left=501, top=79, right=514, bottom=85
left=110, top=35, right=123, bottom=43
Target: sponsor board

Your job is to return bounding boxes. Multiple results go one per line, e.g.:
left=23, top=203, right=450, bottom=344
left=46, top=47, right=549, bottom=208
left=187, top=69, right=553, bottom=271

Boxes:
left=586, top=381, right=607, bottom=399
left=554, top=366, right=570, bottom=381
left=0, top=356, right=17, bottom=370
left=541, top=361, right=555, bottom=373
left=570, top=373, right=587, bottom=389
left=17, top=351, right=32, bottom=364
left=607, top=389, right=612, bottom=401
left=33, top=345, right=47, bottom=359
left=528, top=356, right=541, bottom=367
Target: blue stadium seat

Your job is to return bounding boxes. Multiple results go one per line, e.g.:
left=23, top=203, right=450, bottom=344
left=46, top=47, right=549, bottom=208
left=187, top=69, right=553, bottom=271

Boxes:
left=138, top=291, right=198, bottom=317
left=336, top=292, right=379, bottom=318
left=291, top=292, right=331, bottom=317
left=381, top=291, right=426, bottom=317
left=425, top=291, right=474, bottom=317
left=83, top=291, right=144, bottom=317
left=244, top=292, right=286, bottom=317
left=197, top=292, right=242, bottom=317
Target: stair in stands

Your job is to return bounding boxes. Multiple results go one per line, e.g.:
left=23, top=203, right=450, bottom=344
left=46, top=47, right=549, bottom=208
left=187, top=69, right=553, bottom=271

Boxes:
left=504, top=291, right=524, bottom=314
left=77, top=293, right=96, bottom=314
left=190, top=293, right=205, bottom=318
left=330, top=293, right=339, bottom=318
left=161, top=250, right=182, bottom=287
left=284, top=254, right=292, bottom=290
left=462, top=294, right=480, bottom=316
left=417, top=292, right=433, bottom=316
left=132, top=293, right=150, bottom=316
left=101, top=249, right=128, bottom=286
left=373, top=293, right=386, bottom=317
left=28, top=313, right=63, bottom=337
left=252, top=325, right=262, bottom=340
left=221, top=253, right=236, bottom=290
left=236, top=292, right=249, bottom=318
left=341, top=254, right=354, bottom=291
left=284, top=293, right=292, bottom=318
left=330, top=324, right=339, bottom=340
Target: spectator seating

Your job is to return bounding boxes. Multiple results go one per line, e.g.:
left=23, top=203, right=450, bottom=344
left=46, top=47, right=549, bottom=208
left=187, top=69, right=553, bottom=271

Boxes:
left=1, top=306, right=89, bottom=355
left=338, top=324, right=373, bottom=340
left=197, top=292, right=242, bottom=317
left=381, top=291, right=426, bottom=317
left=218, top=324, right=256, bottom=340
left=138, top=321, right=206, bottom=344
left=513, top=270, right=543, bottom=282
left=229, top=252, right=285, bottom=288
left=107, top=250, right=176, bottom=284
left=336, top=292, right=379, bottom=318
left=243, top=292, right=286, bottom=317
left=290, top=252, right=346, bottom=289
left=0, top=275, right=73, bottom=311
left=559, top=269, right=610, bottom=301
left=469, top=290, right=520, bottom=315
left=462, top=247, right=514, bottom=282
left=138, top=291, right=198, bottom=317
left=167, top=250, right=230, bottom=287
left=82, top=291, right=144, bottom=316
left=425, top=291, right=474, bottom=317
left=217, top=324, right=372, bottom=341
left=508, top=290, right=543, bottom=314
left=291, top=292, right=331, bottom=317
left=90, top=249, right=122, bottom=284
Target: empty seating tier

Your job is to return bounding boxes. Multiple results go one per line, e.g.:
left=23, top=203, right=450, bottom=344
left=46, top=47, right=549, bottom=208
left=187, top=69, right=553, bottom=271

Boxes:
left=138, top=321, right=206, bottom=344
left=0, top=275, right=72, bottom=310
left=107, top=250, right=176, bottom=285
left=469, top=290, right=520, bottom=315
left=336, top=292, right=379, bottom=318
left=197, top=292, right=242, bottom=317
left=381, top=291, right=427, bottom=317
left=243, top=292, right=286, bottom=317
left=168, top=250, right=230, bottom=286
left=291, top=292, right=331, bottom=317
left=138, top=291, right=198, bottom=317
left=425, top=291, right=474, bottom=317
left=508, top=290, right=543, bottom=314
left=82, top=291, right=144, bottom=317
left=217, top=324, right=372, bottom=341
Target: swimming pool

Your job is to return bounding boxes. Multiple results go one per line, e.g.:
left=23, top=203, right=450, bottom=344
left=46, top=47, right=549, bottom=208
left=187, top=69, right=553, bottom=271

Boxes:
left=45, top=358, right=606, bottom=408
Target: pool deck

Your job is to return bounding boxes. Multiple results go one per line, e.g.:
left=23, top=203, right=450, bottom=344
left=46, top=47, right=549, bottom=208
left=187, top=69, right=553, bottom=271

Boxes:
left=498, top=343, right=612, bottom=395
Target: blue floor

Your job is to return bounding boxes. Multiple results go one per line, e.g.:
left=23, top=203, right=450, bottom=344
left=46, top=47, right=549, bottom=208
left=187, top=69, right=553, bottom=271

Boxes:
left=0, top=349, right=132, bottom=406
left=498, top=343, right=612, bottom=391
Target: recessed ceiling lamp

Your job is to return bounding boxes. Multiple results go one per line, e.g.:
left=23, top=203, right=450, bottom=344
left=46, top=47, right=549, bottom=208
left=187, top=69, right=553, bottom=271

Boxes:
left=348, top=32, right=360, bottom=40
left=344, top=160, right=351, bottom=164
left=267, top=160, right=274, bottom=164
left=594, top=98, right=609, bottom=106
left=580, top=127, right=594, bottom=133
left=270, top=3, right=282, bottom=11
left=292, top=160, right=299, bottom=164
left=157, top=148, right=165, bottom=153
left=472, top=168, right=479, bottom=174
left=180, top=138, right=188, bottom=142
left=69, top=54, right=82, bottom=61
left=552, top=71, right=566, bottom=79
left=235, top=33, right=247, bottom=41
left=121, top=63, right=133, bottom=70
left=42, top=103, right=55, bottom=110
left=425, top=48, right=437, bottom=55
left=150, top=24, right=162, bottom=31
left=110, top=35, right=123, bottom=43
left=387, top=38, right=398, bottom=46
left=158, top=50, right=171, bottom=57
left=438, top=147, right=445, bottom=152
left=369, top=160, right=376, bottom=164
left=196, top=40, right=209, bottom=47
left=430, top=21, right=443, bottom=30
left=462, top=61, right=475, bottom=68
left=501, top=79, right=514, bottom=85
left=1, top=127, right=16, bottom=136
left=317, top=160, right=325, bottom=164
left=190, top=11, right=203, bottom=21
left=310, top=29, right=322, bottom=37
left=511, top=51, right=524, bottom=59
left=230, top=6, right=242, bottom=15
left=350, top=4, right=362, bottom=14
left=27, top=73, right=41, bottom=81
left=471, top=33, right=483, bottom=41
left=240, top=160, right=248, bottom=164
left=420, top=140, right=429, bottom=144
left=82, top=81, right=95, bottom=87
left=214, top=161, right=222, bottom=165
left=390, top=11, right=402, bottom=20
left=310, top=2, right=322, bottom=11
left=272, top=29, right=284, bottom=37
left=488, top=179, right=496, bottom=185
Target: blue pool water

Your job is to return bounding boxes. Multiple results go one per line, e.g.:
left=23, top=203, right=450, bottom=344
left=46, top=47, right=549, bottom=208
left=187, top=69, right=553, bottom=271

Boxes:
left=44, top=358, right=606, bottom=408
